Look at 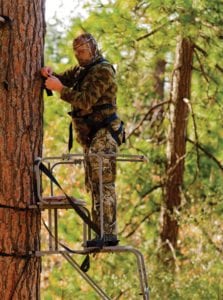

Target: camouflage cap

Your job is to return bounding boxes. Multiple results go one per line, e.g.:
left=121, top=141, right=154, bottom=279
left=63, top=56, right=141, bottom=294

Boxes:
left=73, top=33, right=98, bottom=54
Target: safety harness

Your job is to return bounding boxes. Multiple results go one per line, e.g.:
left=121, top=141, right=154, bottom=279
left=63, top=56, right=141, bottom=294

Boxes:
left=68, top=57, right=125, bottom=151
left=68, top=104, right=125, bottom=151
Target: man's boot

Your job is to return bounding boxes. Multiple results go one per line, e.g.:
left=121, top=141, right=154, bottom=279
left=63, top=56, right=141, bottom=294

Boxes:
left=86, top=234, right=119, bottom=248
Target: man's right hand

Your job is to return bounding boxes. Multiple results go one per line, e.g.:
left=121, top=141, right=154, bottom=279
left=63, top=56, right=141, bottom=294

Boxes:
left=41, top=66, right=53, bottom=78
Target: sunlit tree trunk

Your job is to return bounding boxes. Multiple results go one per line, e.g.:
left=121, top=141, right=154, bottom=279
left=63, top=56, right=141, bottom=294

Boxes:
left=0, top=1, right=45, bottom=298
left=160, top=37, right=194, bottom=266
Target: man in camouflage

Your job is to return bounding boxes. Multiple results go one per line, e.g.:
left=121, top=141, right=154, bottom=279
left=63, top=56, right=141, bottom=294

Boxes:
left=41, top=33, right=124, bottom=247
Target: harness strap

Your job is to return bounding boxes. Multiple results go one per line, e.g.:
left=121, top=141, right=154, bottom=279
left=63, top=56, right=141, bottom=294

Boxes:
left=108, top=121, right=125, bottom=146
left=68, top=104, right=122, bottom=151
left=68, top=112, right=125, bottom=151
left=36, top=161, right=100, bottom=235
left=73, top=57, right=114, bottom=91
left=86, top=113, right=121, bottom=144
left=68, top=103, right=115, bottom=118
left=41, top=216, right=91, bottom=272
left=93, top=103, right=116, bottom=111
left=85, top=112, right=118, bottom=127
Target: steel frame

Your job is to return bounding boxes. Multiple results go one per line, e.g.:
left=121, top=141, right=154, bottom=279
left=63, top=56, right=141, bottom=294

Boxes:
left=31, top=153, right=149, bottom=299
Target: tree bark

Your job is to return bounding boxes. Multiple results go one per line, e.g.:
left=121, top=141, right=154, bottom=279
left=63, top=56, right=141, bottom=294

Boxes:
left=160, top=37, right=194, bottom=264
left=0, top=1, right=45, bottom=299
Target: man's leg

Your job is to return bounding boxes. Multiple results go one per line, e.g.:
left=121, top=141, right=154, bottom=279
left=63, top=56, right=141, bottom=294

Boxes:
left=85, top=128, right=118, bottom=244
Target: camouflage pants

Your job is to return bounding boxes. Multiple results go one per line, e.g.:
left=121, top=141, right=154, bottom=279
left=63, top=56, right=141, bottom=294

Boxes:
left=84, top=128, right=118, bottom=235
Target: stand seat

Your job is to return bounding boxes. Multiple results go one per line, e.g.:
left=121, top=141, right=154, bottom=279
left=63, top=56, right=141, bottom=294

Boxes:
left=29, top=195, right=86, bottom=209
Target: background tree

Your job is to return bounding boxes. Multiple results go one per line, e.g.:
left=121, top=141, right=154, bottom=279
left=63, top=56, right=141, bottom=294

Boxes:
left=160, top=37, right=194, bottom=267
left=0, top=1, right=45, bottom=299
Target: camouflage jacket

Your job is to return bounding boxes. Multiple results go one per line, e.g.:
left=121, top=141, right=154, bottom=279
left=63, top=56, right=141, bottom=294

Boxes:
left=56, top=56, right=123, bottom=147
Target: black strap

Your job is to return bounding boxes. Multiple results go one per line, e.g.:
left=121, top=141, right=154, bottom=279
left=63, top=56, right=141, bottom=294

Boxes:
left=36, top=161, right=100, bottom=235
left=68, top=103, right=115, bottom=119
left=42, top=76, right=53, bottom=96
left=68, top=122, right=73, bottom=152
left=86, top=113, right=117, bottom=142
left=87, top=113, right=126, bottom=146
left=108, top=121, right=125, bottom=146
left=68, top=104, right=117, bottom=151
left=73, top=57, right=113, bottom=91
left=41, top=216, right=91, bottom=272
left=68, top=112, right=124, bottom=151
left=85, top=112, right=118, bottom=127
left=92, top=103, right=116, bottom=112
left=80, top=254, right=90, bottom=272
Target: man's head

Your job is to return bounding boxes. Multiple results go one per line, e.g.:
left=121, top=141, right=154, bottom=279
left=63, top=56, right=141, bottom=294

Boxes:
left=73, top=33, right=99, bottom=66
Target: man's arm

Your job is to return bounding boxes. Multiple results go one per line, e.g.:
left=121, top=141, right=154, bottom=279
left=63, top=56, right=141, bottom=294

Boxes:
left=54, top=66, right=79, bottom=87
left=59, top=64, right=116, bottom=110
left=41, top=66, right=79, bottom=90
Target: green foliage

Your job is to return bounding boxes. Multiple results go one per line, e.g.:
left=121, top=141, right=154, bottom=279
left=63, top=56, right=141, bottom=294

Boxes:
left=42, top=0, right=223, bottom=298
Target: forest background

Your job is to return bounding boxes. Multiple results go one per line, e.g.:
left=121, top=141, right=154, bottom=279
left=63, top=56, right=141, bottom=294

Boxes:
left=41, top=0, right=223, bottom=299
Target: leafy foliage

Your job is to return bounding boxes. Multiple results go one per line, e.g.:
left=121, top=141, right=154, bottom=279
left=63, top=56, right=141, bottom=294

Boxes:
left=42, top=0, right=223, bottom=298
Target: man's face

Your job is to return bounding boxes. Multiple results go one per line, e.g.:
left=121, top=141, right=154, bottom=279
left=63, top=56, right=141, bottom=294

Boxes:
left=74, top=43, right=93, bottom=66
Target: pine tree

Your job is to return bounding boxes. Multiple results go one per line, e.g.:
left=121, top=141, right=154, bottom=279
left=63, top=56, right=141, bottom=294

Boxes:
left=0, top=1, right=45, bottom=298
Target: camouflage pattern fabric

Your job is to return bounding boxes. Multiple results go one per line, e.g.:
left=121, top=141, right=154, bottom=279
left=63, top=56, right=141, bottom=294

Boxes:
left=58, top=57, right=122, bottom=147
left=56, top=56, right=122, bottom=235
left=84, top=128, right=118, bottom=235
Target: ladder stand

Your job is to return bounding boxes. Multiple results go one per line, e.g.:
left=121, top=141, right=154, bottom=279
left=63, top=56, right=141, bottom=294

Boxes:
left=30, top=153, right=149, bottom=300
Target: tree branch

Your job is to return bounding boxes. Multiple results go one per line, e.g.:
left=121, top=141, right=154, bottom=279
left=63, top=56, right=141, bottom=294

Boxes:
left=140, top=184, right=163, bottom=199
left=200, top=226, right=223, bottom=254
left=194, top=48, right=209, bottom=83
left=187, top=138, right=223, bottom=171
left=124, top=208, right=160, bottom=238
left=120, top=185, right=162, bottom=235
left=136, top=19, right=176, bottom=42
left=193, top=43, right=208, bottom=57
left=127, top=100, right=170, bottom=139
left=216, top=64, right=223, bottom=73
left=194, top=218, right=223, bottom=255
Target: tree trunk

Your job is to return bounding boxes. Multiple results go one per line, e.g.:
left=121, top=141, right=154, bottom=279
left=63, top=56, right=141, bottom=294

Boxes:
left=0, top=1, right=45, bottom=299
left=160, top=37, right=194, bottom=265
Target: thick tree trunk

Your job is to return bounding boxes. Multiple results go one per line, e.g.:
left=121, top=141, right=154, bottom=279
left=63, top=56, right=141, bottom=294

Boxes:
left=0, top=1, right=45, bottom=299
left=160, top=37, right=193, bottom=264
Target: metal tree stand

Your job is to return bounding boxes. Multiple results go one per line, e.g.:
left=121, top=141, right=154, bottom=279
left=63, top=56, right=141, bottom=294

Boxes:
left=30, top=154, right=149, bottom=300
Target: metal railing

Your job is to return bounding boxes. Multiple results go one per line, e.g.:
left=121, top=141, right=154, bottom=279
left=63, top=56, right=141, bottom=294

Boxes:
left=31, top=153, right=149, bottom=299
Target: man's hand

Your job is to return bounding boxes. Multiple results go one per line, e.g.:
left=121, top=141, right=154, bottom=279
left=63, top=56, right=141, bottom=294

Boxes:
left=41, top=66, right=53, bottom=78
left=45, top=75, right=64, bottom=93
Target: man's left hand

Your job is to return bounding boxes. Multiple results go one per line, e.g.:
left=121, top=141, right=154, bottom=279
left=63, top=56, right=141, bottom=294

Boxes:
left=45, top=76, right=64, bottom=93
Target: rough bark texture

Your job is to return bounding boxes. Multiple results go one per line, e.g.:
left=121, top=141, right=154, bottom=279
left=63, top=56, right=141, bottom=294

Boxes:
left=160, top=37, right=193, bottom=263
left=0, top=1, right=45, bottom=299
